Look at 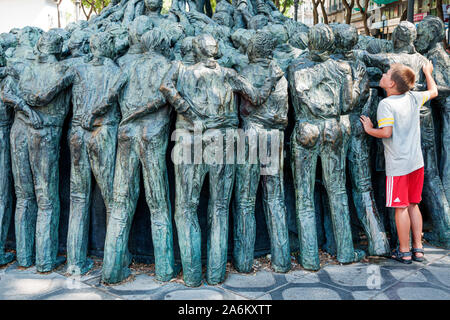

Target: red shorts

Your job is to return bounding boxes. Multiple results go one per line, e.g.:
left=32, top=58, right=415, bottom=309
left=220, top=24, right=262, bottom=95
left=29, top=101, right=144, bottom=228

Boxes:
left=386, top=167, right=424, bottom=208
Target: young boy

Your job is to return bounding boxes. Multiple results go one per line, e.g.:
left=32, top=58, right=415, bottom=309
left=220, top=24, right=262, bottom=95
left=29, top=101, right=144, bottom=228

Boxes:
left=360, top=62, right=438, bottom=263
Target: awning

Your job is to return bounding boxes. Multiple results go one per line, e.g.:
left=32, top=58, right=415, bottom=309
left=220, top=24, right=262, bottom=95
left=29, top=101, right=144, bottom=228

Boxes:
left=371, top=0, right=399, bottom=4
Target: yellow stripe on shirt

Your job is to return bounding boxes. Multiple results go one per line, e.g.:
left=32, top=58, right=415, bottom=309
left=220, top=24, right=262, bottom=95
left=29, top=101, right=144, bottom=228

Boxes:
left=378, top=118, right=394, bottom=125
left=421, top=92, right=430, bottom=106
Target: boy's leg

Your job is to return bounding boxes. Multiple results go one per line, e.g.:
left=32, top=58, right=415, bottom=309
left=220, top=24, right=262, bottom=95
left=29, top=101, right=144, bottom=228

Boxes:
left=408, top=204, right=423, bottom=258
left=394, top=207, right=411, bottom=260
left=387, top=174, right=411, bottom=261
left=408, top=167, right=425, bottom=258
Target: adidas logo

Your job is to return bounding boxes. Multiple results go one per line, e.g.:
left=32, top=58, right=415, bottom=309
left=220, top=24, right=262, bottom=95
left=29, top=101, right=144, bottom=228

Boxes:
left=394, top=197, right=401, bottom=203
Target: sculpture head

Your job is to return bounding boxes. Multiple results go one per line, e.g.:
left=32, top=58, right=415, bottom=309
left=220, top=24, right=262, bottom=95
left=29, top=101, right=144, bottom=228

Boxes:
left=128, top=15, right=153, bottom=46
left=36, top=31, right=64, bottom=56
left=307, top=23, right=334, bottom=61
left=0, top=32, right=18, bottom=51
left=212, top=12, right=234, bottom=28
left=68, top=29, right=92, bottom=57
left=0, top=46, right=6, bottom=67
left=392, top=21, right=416, bottom=54
left=193, top=34, right=218, bottom=61
left=142, top=27, right=170, bottom=56
left=144, top=0, right=163, bottom=13
left=285, top=20, right=309, bottom=50
left=89, top=32, right=115, bottom=59
left=231, top=29, right=255, bottom=54
left=415, top=16, right=445, bottom=54
left=262, top=24, right=288, bottom=46
left=180, top=36, right=195, bottom=63
left=65, top=20, right=89, bottom=34
left=18, top=26, right=43, bottom=48
left=330, top=23, right=358, bottom=54
left=366, top=38, right=393, bottom=54
left=248, top=15, right=269, bottom=30
left=246, top=30, right=276, bottom=62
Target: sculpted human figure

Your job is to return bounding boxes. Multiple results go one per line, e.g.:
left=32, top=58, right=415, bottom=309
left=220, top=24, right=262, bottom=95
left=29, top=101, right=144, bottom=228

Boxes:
left=288, top=24, right=365, bottom=271
left=65, top=32, right=122, bottom=275
left=358, top=21, right=450, bottom=248
left=117, top=16, right=153, bottom=69
left=2, top=31, right=72, bottom=272
left=160, top=33, right=281, bottom=286
left=102, top=28, right=176, bottom=284
left=233, top=31, right=291, bottom=273
left=330, top=24, right=390, bottom=256
left=415, top=16, right=450, bottom=211
left=0, top=48, right=15, bottom=265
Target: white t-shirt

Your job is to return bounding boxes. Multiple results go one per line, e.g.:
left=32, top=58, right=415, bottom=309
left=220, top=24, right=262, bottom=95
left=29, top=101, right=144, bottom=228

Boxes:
left=377, top=91, right=430, bottom=177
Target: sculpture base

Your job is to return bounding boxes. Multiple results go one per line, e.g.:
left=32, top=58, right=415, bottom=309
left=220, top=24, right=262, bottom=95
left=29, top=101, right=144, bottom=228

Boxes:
left=424, top=232, right=450, bottom=249
left=0, top=252, right=15, bottom=266
left=36, top=256, right=66, bottom=273
left=66, top=258, right=94, bottom=276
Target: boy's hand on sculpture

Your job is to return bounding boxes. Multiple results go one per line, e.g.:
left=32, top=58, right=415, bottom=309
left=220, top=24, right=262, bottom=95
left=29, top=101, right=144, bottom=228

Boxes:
left=359, top=115, right=373, bottom=132
left=422, top=60, right=434, bottom=75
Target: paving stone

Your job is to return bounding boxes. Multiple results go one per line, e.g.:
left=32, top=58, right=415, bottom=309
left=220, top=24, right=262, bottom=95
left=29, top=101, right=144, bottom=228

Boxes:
left=38, top=288, right=120, bottom=300
left=163, top=286, right=244, bottom=300
left=0, top=273, right=76, bottom=300
left=418, top=264, right=450, bottom=288
left=318, top=264, right=395, bottom=291
left=98, top=274, right=167, bottom=300
left=220, top=271, right=287, bottom=299
left=351, top=290, right=384, bottom=300
left=383, top=282, right=450, bottom=300
left=270, top=283, right=352, bottom=300
left=285, top=272, right=320, bottom=284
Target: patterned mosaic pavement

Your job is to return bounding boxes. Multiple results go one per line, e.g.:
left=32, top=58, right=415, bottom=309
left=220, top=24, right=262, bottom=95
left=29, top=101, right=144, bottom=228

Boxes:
left=0, top=243, right=448, bottom=300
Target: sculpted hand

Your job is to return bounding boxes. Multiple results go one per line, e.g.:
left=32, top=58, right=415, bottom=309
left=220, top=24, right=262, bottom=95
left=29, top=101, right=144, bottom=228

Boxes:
left=359, top=115, right=373, bottom=133
left=23, top=105, right=42, bottom=129
left=82, top=113, right=96, bottom=131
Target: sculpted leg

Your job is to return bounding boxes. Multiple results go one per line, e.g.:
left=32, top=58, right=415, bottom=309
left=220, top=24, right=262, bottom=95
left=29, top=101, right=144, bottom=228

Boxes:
left=29, top=127, right=64, bottom=272
left=441, top=99, right=450, bottom=204
left=175, top=160, right=207, bottom=287
left=0, top=126, right=14, bottom=265
left=291, top=125, right=320, bottom=270
left=140, top=124, right=176, bottom=282
left=421, top=109, right=450, bottom=248
left=67, top=126, right=93, bottom=275
left=321, top=120, right=364, bottom=264
left=233, top=133, right=259, bottom=273
left=10, top=120, right=37, bottom=267
left=206, top=162, right=235, bottom=285
left=102, top=127, right=140, bottom=284
left=260, top=131, right=290, bottom=272
left=348, top=121, right=390, bottom=256
left=88, top=124, right=118, bottom=225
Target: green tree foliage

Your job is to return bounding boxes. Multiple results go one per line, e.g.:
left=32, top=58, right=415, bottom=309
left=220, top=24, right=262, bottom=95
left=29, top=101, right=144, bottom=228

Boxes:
left=71, top=0, right=112, bottom=20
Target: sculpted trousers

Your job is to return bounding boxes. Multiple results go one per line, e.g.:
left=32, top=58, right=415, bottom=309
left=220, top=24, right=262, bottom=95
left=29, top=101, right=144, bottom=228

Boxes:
left=10, top=118, right=63, bottom=272
left=421, top=106, right=450, bottom=248
left=233, top=125, right=290, bottom=273
left=174, top=129, right=235, bottom=287
left=0, top=125, right=14, bottom=265
left=291, top=118, right=358, bottom=270
left=66, top=124, right=118, bottom=275
left=102, top=122, right=175, bottom=284
left=441, top=98, right=450, bottom=206
left=347, top=94, right=390, bottom=256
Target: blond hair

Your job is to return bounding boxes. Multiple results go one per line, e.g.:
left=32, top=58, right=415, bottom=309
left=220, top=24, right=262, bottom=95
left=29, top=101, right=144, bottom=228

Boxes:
left=390, top=63, right=415, bottom=94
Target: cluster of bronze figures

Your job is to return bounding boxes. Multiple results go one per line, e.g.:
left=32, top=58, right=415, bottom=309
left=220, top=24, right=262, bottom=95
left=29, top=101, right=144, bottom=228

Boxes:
left=0, top=0, right=449, bottom=287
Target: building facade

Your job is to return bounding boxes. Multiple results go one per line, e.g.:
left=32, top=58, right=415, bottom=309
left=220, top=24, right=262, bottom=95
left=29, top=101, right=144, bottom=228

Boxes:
left=0, top=0, right=80, bottom=33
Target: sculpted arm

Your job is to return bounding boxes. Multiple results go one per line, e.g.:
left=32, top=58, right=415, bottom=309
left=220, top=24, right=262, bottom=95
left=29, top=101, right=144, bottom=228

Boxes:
left=24, top=69, right=74, bottom=107
left=91, top=71, right=128, bottom=116
left=160, top=61, right=190, bottom=113
left=228, top=63, right=283, bottom=106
